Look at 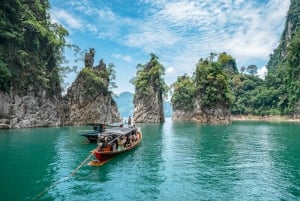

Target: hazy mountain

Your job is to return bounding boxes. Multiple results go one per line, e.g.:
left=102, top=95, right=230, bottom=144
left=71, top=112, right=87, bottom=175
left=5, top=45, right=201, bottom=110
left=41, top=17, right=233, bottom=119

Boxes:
left=114, top=92, right=134, bottom=119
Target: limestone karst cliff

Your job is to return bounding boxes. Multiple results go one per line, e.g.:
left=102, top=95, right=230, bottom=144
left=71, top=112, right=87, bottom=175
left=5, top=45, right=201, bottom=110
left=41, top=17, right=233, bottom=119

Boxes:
left=267, top=0, right=300, bottom=117
left=62, top=49, right=120, bottom=125
left=0, top=91, right=61, bottom=129
left=171, top=58, right=232, bottom=124
left=267, top=0, right=300, bottom=72
left=0, top=0, right=65, bottom=128
left=0, top=48, right=121, bottom=128
left=172, top=99, right=231, bottom=124
left=132, top=54, right=166, bottom=123
left=0, top=0, right=119, bottom=129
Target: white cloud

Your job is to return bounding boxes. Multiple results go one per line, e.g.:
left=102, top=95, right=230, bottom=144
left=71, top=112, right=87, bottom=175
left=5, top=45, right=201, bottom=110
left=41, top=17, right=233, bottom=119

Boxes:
left=123, top=55, right=133, bottom=62
left=51, top=9, right=82, bottom=29
left=112, top=53, right=133, bottom=63
left=125, top=26, right=179, bottom=52
left=97, top=9, right=117, bottom=21
left=166, top=67, right=174, bottom=74
left=158, top=1, right=210, bottom=25
left=86, top=24, right=98, bottom=34
left=137, top=0, right=290, bottom=70
left=257, top=66, right=268, bottom=79
left=69, top=0, right=94, bottom=15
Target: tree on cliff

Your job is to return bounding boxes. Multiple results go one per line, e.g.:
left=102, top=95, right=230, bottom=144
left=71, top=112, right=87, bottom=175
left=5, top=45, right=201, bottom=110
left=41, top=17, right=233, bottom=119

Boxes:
left=194, top=58, right=233, bottom=109
left=62, top=55, right=120, bottom=125
left=217, top=52, right=238, bottom=74
left=171, top=74, right=195, bottom=111
left=171, top=55, right=232, bottom=124
left=131, top=53, right=168, bottom=123
left=0, top=0, right=68, bottom=97
left=131, top=53, right=168, bottom=97
left=80, top=50, right=117, bottom=98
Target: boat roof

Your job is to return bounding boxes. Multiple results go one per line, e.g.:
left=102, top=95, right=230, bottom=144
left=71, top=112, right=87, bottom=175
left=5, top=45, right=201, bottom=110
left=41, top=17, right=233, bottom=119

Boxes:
left=108, top=122, right=124, bottom=127
left=86, top=122, right=123, bottom=127
left=100, top=127, right=136, bottom=136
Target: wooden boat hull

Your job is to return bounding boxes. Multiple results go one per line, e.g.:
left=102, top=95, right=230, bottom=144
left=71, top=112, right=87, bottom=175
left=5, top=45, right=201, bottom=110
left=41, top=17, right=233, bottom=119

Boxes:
left=88, top=159, right=112, bottom=166
left=93, top=131, right=142, bottom=162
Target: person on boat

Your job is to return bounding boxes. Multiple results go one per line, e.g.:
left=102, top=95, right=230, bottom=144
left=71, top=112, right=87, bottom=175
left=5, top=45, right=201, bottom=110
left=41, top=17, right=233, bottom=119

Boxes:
left=102, top=136, right=108, bottom=148
left=112, top=141, right=117, bottom=151
left=102, top=124, right=106, bottom=131
left=118, top=137, right=124, bottom=151
left=132, top=133, right=137, bottom=142
left=128, top=116, right=131, bottom=126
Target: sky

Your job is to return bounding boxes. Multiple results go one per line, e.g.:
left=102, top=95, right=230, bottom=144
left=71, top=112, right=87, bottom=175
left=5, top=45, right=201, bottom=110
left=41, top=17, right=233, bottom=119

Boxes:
left=50, top=0, right=290, bottom=95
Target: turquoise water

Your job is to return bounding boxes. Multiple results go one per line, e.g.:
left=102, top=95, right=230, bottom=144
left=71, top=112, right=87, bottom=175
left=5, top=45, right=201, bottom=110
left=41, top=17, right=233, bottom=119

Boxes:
left=0, top=119, right=300, bottom=200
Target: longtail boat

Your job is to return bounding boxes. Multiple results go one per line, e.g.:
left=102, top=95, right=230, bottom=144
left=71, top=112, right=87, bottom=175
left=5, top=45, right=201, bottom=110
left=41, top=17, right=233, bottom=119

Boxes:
left=90, top=127, right=142, bottom=165
left=79, top=122, right=123, bottom=143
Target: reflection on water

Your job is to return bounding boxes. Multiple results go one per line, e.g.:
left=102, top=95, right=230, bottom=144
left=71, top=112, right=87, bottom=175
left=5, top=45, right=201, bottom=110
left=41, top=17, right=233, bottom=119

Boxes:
left=0, top=120, right=299, bottom=200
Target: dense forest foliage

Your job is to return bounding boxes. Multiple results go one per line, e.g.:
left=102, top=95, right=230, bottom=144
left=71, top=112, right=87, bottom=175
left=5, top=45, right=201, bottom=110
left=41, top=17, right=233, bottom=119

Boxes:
left=79, top=62, right=116, bottom=98
left=130, top=53, right=168, bottom=98
left=171, top=53, right=233, bottom=111
left=171, top=75, right=195, bottom=111
left=264, top=0, right=300, bottom=115
left=0, top=0, right=68, bottom=97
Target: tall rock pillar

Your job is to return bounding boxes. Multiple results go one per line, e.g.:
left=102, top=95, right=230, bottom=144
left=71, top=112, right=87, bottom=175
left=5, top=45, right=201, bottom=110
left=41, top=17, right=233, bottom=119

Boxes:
left=132, top=54, right=166, bottom=123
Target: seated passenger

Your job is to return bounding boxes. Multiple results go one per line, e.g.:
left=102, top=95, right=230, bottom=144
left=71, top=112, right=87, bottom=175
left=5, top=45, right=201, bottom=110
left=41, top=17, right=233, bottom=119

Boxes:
left=118, top=138, right=124, bottom=151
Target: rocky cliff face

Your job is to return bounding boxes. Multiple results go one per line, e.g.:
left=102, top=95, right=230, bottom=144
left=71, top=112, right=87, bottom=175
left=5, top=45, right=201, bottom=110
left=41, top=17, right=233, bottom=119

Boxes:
left=133, top=87, right=165, bottom=123
left=267, top=0, right=299, bottom=71
left=171, top=60, right=232, bottom=124
left=62, top=80, right=120, bottom=125
left=132, top=54, right=166, bottom=123
left=0, top=90, right=61, bottom=129
left=0, top=49, right=121, bottom=129
left=172, top=99, right=231, bottom=124
left=172, top=100, right=231, bottom=124
left=62, top=56, right=120, bottom=125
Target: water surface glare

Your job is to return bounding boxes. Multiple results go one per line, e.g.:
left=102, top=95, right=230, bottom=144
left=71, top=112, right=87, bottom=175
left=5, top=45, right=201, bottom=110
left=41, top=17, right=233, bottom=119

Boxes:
left=0, top=119, right=299, bottom=200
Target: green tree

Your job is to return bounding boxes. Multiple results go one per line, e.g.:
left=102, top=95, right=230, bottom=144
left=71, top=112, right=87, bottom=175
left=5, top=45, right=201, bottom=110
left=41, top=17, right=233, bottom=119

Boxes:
left=80, top=59, right=116, bottom=97
left=0, top=0, right=68, bottom=96
left=240, top=66, right=246, bottom=74
left=209, top=52, right=217, bottom=62
left=194, top=57, right=232, bottom=108
left=131, top=53, right=168, bottom=98
left=246, top=65, right=258, bottom=76
left=171, top=75, right=195, bottom=111
left=217, top=52, right=238, bottom=74
left=107, top=63, right=117, bottom=94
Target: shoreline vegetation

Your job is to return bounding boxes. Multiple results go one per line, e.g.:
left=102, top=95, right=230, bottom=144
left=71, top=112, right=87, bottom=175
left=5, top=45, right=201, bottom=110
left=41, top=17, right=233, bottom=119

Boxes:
left=231, top=115, right=300, bottom=122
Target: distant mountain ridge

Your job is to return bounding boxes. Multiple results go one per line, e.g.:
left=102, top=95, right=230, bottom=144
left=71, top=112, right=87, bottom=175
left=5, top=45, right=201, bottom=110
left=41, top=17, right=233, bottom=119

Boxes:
left=114, top=92, right=134, bottom=119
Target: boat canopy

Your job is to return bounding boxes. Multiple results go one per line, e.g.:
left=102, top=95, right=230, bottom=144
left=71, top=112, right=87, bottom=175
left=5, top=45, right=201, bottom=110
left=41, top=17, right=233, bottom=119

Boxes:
left=100, top=127, right=136, bottom=136
left=86, top=122, right=123, bottom=127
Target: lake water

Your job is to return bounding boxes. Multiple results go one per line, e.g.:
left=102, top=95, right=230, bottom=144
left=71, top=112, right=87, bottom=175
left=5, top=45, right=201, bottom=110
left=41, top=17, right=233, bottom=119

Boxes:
left=0, top=119, right=299, bottom=201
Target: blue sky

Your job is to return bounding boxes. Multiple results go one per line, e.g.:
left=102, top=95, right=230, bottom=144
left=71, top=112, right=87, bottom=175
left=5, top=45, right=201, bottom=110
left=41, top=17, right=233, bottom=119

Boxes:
left=50, top=0, right=290, bottom=95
